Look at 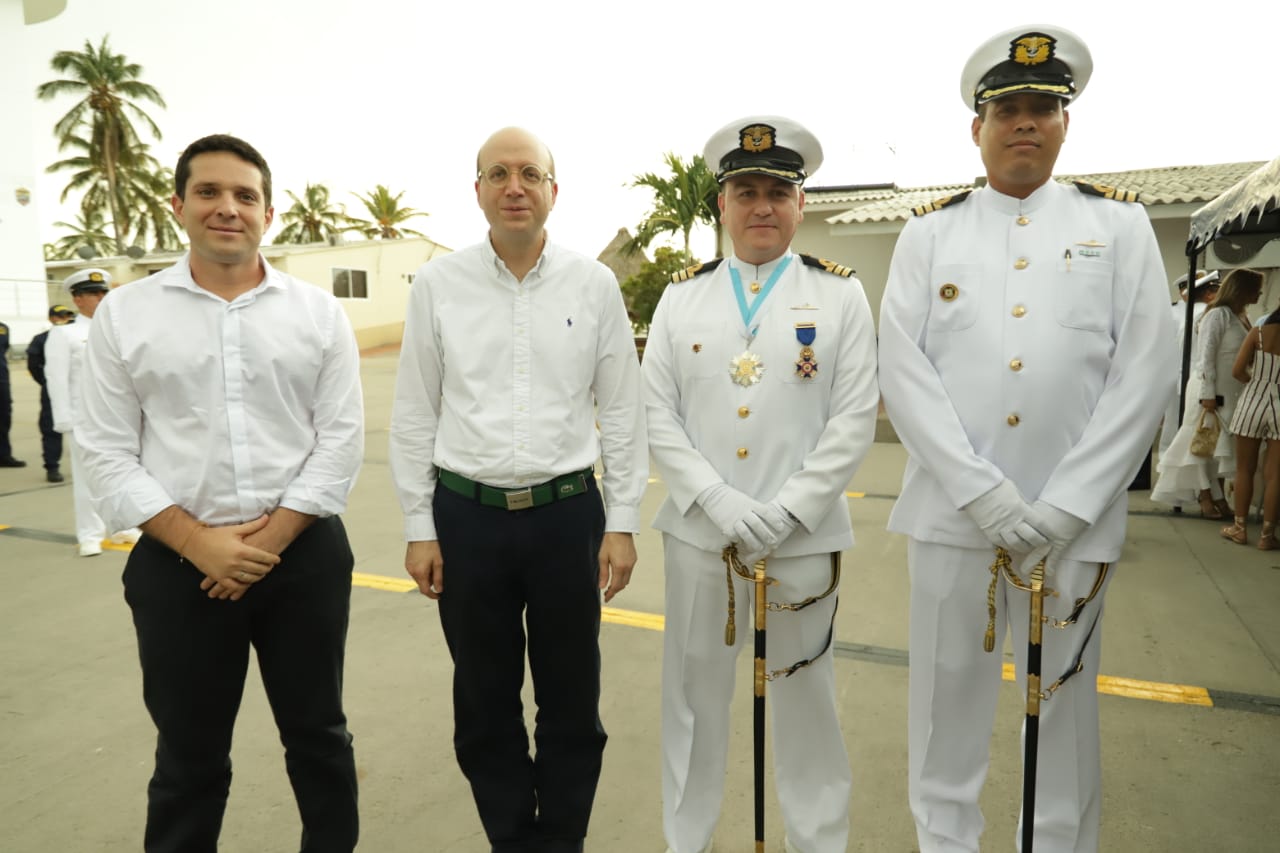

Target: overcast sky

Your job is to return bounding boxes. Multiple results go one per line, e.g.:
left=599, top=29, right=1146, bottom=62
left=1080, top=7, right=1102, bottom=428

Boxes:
left=19, top=0, right=1280, bottom=261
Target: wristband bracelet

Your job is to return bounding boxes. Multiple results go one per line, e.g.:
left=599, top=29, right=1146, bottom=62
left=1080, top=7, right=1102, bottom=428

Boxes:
left=177, top=523, right=206, bottom=564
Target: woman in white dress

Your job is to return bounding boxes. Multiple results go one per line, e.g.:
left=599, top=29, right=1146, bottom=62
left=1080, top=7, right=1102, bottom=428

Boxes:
left=1153, top=269, right=1262, bottom=515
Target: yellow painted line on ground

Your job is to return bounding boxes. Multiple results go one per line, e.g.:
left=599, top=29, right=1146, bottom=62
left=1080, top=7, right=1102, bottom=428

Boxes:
left=349, top=572, right=1215, bottom=708
left=0, top=524, right=9, bottom=531
left=999, top=662, right=1213, bottom=707
left=845, top=491, right=865, bottom=498
left=352, top=572, right=418, bottom=593
left=602, top=606, right=665, bottom=631
left=101, top=540, right=133, bottom=553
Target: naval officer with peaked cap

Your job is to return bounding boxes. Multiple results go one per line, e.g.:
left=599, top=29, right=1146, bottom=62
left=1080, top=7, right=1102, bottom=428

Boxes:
left=643, top=115, right=879, bottom=852
left=877, top=24, right=1174, bottom=852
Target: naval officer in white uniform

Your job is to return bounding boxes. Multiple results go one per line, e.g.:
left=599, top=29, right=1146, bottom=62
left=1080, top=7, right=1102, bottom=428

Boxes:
left=878, top=25, right=1174, bottom=853
left=643, top=116, right=879, bottom=853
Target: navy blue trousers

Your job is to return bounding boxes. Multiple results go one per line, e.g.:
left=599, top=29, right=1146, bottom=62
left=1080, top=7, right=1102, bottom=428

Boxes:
left=124, top=516, right=358, bottom=853
left=37, top=386, right=62, bottom=471
left=435, top=479, right=606, bottom=853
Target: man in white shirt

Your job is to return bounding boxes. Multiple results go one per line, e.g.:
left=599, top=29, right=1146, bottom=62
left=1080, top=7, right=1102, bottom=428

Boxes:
left=878, top=26, right=1174, bottom=853
left=79, top=134, right=365, bottom=853
left=389, top=126, right=646, bottom=853
left=642, top=116, right=879, bottom=853
left=45, top=270, right=140, bottom=555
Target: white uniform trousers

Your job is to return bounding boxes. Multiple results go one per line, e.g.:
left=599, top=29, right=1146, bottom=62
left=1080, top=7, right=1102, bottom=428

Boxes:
left=68, top=433, right=106, bottom=548
left=907, top=539, right=1113, bottom=853
left=660, top=535, right=851, bottom=853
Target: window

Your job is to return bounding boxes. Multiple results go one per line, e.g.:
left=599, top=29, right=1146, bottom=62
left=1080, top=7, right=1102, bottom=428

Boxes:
left=332, top=268, right=368, bottom=299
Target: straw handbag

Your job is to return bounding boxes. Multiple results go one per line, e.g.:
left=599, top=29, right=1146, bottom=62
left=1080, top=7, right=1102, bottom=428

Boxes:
left=1189, top=410, right=1222, bottom=458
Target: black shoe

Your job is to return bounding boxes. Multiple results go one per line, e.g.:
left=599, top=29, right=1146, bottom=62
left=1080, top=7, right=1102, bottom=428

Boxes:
left=47, top=469, right=64, bottom=483
left=0, top=457, right=27, bottom=468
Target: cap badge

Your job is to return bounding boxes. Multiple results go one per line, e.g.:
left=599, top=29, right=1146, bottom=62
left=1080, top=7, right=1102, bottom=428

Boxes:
left=87, top=272, right=106, bottom=283
left=1012, top=34, right=1055, bottom=66
left=739, top=124, right=776, bottom=153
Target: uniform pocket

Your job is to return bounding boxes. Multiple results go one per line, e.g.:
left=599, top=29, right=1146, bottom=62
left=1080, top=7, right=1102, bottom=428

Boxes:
left=1052, top=258, right=1113, bottom=332
left=926, top=264, right=981, bottom=332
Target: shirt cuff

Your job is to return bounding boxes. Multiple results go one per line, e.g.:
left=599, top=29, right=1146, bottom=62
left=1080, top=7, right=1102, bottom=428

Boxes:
left=604, top=504, right=640, bottom=534
left=404, top=513, right=438, bottom=542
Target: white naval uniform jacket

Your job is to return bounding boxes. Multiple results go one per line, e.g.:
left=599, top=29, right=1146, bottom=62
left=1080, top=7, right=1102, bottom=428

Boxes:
left=878, top=180, right=1175, bottom=562
left=45, top=314, right=91, bottom=434
left=643, top=252, right=880, bottom=557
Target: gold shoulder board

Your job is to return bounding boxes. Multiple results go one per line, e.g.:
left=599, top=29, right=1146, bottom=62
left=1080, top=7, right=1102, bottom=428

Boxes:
left=911, top=189, right=973, bottom=217
left=670, top=257, right=723, bottom=283
left=1073, top=181, right=1140, bottom=203
left=799, top=254, right=855, bottom=277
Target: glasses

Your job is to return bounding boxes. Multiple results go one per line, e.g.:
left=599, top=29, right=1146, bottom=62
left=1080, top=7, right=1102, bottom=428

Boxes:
left=477, top=163, right=554, bottom=189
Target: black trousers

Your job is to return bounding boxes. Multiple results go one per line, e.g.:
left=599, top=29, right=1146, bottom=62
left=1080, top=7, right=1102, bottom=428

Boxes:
left=37, top=386, right=62, bottom=471
left=0, top=372, right=12, bottom=459
left=435, top=479, right=607, bottom=853
left=123, top=516, right=358, bottom=853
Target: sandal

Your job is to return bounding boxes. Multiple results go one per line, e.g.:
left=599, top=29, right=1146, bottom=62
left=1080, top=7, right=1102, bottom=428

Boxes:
left=1199, top=494, right=1225, bottom=520
left=1214, top=498, right=1234, bottom=518
left=1259, top=522, right=1277, bottom=552
left=1221, top=518, right=1247, bottom=545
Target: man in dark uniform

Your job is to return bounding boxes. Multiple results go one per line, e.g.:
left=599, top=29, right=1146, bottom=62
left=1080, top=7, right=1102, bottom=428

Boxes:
left=27, top=304, right=77, bottom=482
left=0, top=319, right=27, bottom=468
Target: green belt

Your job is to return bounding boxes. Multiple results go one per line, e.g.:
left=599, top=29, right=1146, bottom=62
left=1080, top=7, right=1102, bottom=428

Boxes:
left=436, top=467, right=593, bottom=511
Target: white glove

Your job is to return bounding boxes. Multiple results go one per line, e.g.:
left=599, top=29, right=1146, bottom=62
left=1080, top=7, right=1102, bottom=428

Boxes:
left=698, top=483, right=765, bottom=551
left=735, top=501, right=799, bottom=567
left=962, top=479, right=1049, bottom=553
left=1024, top=501, right=1088, bottom=578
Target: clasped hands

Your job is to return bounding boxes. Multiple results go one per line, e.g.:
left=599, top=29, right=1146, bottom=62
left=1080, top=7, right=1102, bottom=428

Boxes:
left=963, top=479, right=1087, bottom=578
left=698, top=483, right=799, bottom=567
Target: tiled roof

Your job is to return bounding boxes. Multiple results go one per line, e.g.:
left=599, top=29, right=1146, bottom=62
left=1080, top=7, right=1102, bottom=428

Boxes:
left=812, top=161, right=1269, bottom=225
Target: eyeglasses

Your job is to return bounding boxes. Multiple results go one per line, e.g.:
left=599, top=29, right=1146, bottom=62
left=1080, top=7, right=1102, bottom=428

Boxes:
left=477, top=163, right=554, bottom=189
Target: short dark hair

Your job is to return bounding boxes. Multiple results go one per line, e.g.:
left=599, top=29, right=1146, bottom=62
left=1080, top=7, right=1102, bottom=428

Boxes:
left=174, top=134, right=273, bottom=206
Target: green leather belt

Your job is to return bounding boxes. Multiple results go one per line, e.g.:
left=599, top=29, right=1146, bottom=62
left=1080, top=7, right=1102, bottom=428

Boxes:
left=436, top=467, right=593, bottom=511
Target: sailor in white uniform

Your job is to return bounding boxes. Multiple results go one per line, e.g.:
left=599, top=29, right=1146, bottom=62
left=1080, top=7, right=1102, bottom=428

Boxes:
left=643, top=116, right=879, bottom=853
left=878, top=25, right=1175, bottom=853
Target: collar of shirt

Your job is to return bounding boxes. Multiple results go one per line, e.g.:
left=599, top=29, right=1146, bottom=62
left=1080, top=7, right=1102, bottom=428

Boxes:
left=978, top=178, right=1060, bottom=216
left=160, top=251, right=285, bottom=303
left=481, top=234, right=556, bottom=285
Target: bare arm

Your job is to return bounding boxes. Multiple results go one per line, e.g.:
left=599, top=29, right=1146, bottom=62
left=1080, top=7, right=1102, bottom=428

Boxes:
left=1232, top=327, right=1259, bottom=385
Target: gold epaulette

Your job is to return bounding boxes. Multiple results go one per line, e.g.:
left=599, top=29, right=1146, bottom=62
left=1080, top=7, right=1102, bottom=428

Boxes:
left=799, top=254, right=855, bottom=277
left=670, top=257, right=723, bottom=283
left=911, top=190, right=972, bottom=217
left=1073, top=181, right=1140, bottom=203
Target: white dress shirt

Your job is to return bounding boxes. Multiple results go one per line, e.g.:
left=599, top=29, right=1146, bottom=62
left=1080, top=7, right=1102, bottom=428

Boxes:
left=44, top=314, right=91, bottom=434
left=389, top=238, right=647, bottom=541
left=878, top=180, right=1174, bottom=561
left=78, top=254, right=365, bottom=532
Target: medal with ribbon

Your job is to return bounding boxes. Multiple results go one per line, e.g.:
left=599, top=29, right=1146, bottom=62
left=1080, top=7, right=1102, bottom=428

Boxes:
left=728, top=256, right=793, bottom=387
left=794, top=322, right=817, bottom=380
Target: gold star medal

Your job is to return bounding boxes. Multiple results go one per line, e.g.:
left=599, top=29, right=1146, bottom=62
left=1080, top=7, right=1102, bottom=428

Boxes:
left=729, top=351, right=765, bottom=387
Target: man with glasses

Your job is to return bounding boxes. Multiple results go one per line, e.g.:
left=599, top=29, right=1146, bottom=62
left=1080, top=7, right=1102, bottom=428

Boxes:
left=878, top=26, right=1172, bottom=852
left=390, top=126, right=646, bottom=853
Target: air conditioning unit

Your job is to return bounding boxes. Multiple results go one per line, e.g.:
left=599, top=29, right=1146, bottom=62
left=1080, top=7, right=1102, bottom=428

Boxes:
left=1206, top=234, right=1280, bottom=268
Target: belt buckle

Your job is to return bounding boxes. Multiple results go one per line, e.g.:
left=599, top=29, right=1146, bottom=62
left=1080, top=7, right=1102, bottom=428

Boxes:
left=504, top=488, right=534, bottom=510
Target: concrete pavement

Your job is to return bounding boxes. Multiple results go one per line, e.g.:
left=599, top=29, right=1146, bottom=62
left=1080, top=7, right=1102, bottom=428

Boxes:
left=2, top=349, right=1278, bottom=852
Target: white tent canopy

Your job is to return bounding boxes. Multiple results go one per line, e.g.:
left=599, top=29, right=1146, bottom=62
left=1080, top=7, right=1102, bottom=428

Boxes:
left=1187, top=154, right=1280, bottom=255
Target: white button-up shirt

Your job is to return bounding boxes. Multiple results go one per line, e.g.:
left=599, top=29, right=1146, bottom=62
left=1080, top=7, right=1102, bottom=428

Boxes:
left=79, top=254, right=365, bottom=531
left=389, top=238, right=647, bottom=541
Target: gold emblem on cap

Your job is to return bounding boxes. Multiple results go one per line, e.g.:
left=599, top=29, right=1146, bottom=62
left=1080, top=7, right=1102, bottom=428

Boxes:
left=739, top=124, right=776, bottom=153
left=1012, top=35, right=1055, bottom=66
left=88, top=272, right=105, bottom=282
left=940, top=283, right=959, bottom=301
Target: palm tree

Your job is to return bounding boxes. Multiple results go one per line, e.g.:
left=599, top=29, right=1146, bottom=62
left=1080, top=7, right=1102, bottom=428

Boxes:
left=274, top=183, right=347, bottom=244
left=344, top=184, right=428, bottom=239
left=625, top=153, right=721, bottom=258
left=36, top=36, right=167, bottom=255
left=46, top=207, right=116, bottom=260
left=47, top=133, right=182, bottom=252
